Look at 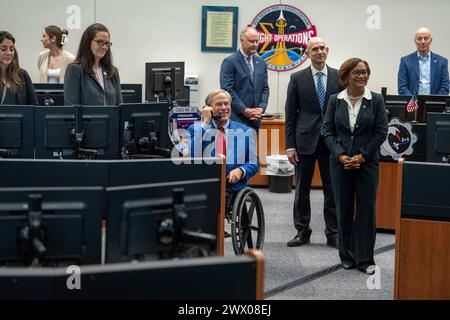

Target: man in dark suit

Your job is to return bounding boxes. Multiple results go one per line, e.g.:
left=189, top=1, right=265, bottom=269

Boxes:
left=284, top=37, right=340, bottom=248
left=188, top=89, right=258, bottom=195
left=398, top=27, right=449, bottom=95
left=220, top=26, right=269, bottom=130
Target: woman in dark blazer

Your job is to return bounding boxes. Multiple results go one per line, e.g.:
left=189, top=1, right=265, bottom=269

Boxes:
left=0, top=31, right=37, bottom=105
left=323, top=58, right=388, bottom=274
left=64, top=23, right=122, bottom=105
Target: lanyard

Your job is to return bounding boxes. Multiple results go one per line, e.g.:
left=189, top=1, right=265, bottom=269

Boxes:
left=0, top=86, right=6, bottom=105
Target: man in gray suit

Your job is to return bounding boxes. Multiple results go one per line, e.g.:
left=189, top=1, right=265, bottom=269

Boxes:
left=284, top=37, right=340, bottom=248
left=220, top=26, right=270, bottom=130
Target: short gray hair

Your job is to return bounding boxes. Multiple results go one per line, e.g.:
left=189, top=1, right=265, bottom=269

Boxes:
left=204, top=89, right=232, bottom=106
left=240, top=26, right=256, bottom=39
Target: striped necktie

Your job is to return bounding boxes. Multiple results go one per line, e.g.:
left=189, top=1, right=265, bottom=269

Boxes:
left=316, top=71, right=325, bottom=110
left=246, top=56, right=254, bottom=79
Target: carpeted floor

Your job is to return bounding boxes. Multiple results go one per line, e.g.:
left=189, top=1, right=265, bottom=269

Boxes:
left=224, top=188, right=395, bottom=300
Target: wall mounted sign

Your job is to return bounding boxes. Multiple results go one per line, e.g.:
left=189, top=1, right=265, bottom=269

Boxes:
left=201, top=6, right=238, bottom=52
left=250, top=4, right=317, bottom=72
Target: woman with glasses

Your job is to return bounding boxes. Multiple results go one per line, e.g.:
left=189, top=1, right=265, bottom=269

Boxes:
left=64, top=23, right=122, bottom=105
left=0, top=31, right=37, bottom=105
left=38, top=26, right=75, bottom=83
left=323, top=58, right=387, bottom=275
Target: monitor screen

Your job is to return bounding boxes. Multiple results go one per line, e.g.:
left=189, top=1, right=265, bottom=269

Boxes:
left=426, top=112, right=450, bottom=163
left=106, top=181, right=220, bottom=263
left=34, top=83, right=142, bottom=105
left=145, top=62, right=185, bottom=103
left=0, top=186, right=104, bottom=266
left=417, top=95, right=449, bottom=123
left=383, top=95, right=416, bottom=122
left=33, top=83, right=65, bottom=106
left=120, top=103, right=172, bottom=158
left=121, top=84, right=142, bottom=104
left=0, top=105, right=34, bottom=159
left=34, top=105, right=120, bottom=159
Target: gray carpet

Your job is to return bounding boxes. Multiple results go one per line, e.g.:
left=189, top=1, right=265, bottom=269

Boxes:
left=224, top=188, right=395, bottom=300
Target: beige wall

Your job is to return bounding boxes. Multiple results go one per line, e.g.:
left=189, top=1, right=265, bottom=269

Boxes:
left=1, top=0, right=449, bottom=111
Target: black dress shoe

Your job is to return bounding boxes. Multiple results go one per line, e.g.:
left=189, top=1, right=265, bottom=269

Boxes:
left=358, top=264, right=376, bottom=275
left=224, top=231, right=231, bottom=238
left=326, top=238, right=339, bottom=249
left=341, top=261, right=356, bottom=270
left=287, top=235, right=310, bottom=247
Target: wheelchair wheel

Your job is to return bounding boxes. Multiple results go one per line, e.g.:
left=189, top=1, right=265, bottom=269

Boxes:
left=230, top=187, right=265, bottom=255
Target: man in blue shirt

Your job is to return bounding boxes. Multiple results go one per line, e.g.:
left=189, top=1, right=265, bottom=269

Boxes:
left=397, top=27, right=449, bottom=95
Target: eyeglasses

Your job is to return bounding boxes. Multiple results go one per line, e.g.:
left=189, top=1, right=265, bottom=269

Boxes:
left=351, top=69, right=368, bottom=76
left=92, top=39, right=112, bottom=48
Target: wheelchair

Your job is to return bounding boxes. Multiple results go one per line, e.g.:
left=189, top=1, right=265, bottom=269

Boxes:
left=225, top=187, right=265, bottom=255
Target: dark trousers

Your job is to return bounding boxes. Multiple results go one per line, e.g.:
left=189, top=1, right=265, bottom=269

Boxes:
left=330, top=160, right=378, bottom=266
left=293, top=138, right=337, bottom=240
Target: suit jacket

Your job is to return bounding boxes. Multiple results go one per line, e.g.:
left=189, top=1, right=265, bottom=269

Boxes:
left=285, top=65, right=341, bottom=155
left=64, top=63, right=123, bottom=106
left=397, top=51, right=449, bottom=95
left=220, top=50, right=269, bottom=128
left=323, top=91, right=388, bottom=162
left=188, top=120, right=258, bottom=192
left=37, top=49, right=75, bottom=83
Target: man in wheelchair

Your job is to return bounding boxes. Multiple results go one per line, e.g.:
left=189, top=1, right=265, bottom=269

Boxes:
left=187, top=89, right=259, bottom=208
left=187, top=90, right=265, bottom=254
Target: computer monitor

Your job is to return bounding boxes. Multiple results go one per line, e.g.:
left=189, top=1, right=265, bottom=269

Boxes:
left=0, top=255, right=258, bottom=299
left=145, top=62, right=185, bottom=104
left=106, top=180, right=220, bottom=263
left=0, top=186, right=104, bottom=266
left=33, top=83, right=65, bottom=106
left=121, top=84, right=142, bottom=103
left=383, top=95, right=416, bottom=122
left=417, top=95, right=449, bottom=123
left=120, top=103, right=172, bottom=158
left=426, top=111, right=450, bottom=163
left=34, top=105, right=120, bottom=159
left=0, top=105, right=34, bottom=159
left=34, top=83, right=143, bottom=105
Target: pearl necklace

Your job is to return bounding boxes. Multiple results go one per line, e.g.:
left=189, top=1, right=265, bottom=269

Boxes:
left=348, top=94, right=363, bottom=100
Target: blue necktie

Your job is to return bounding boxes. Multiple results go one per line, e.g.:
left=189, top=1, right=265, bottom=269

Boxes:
left=316, top=71, right=325, bottom=110
left=316, top=71, right=326, bottom=136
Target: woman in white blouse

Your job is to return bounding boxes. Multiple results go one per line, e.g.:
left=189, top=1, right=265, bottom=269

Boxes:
left=323, top=58, right=388, bottom=275
left=37, top=25, right=75, bottom=83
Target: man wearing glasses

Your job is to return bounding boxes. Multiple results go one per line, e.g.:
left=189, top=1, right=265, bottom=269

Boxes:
left=284, top=37, right=341, bottom=249
left=64, top=23, right=122, bottom=106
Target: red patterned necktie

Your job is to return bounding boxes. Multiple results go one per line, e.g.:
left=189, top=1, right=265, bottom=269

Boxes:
left=216, top=127, right=227, bottom=156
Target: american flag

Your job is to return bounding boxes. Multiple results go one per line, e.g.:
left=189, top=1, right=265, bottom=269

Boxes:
left=406, top=95, right=419, bottom=113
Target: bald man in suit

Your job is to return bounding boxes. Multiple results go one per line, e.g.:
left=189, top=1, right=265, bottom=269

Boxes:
left=285, top=37, right=341, bottom=248
left=398, top=27, right=449, bottom=95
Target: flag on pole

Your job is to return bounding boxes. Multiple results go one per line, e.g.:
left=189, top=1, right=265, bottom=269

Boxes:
left=406, top=95, right=419, bottom=113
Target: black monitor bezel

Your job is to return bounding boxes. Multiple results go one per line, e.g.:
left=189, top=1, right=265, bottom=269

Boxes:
left=145, top=62, right=185, bottom=103
left=0, top=186, right=104, bottom=266
left=0, top=105, right=35, bottom=159
left=34, top=105, right=120, bottom=160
